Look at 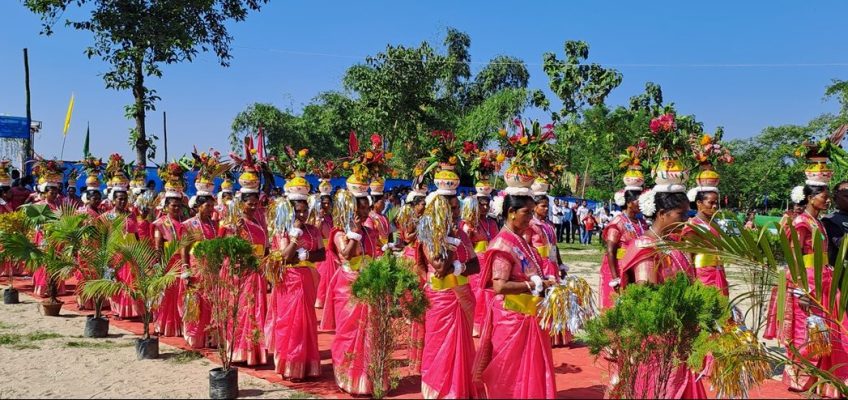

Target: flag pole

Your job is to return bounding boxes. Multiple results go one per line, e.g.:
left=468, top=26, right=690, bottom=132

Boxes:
left=60, top=134, right=67, bottom=160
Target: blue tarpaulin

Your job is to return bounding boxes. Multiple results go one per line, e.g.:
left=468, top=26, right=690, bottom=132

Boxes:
left=0, top=116, right=30, bottom=139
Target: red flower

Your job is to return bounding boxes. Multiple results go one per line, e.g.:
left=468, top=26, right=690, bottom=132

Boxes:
left=638, top=140, right=648, bottom=149
left=370, top=134, right=382, bottom=149
left=462, top=141, right=478, bottom=154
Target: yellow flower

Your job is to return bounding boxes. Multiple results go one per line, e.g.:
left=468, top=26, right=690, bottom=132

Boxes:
left=298, top=149, right=309, bottom=157
left=414, top=167, right=424, bottom=176
left=342, top=161, right=350, bottom=169
left=250, top=148, right=257, bottom=155
left=498, top=128, right=507, bottom=137
left=430, top=148, right=439, bottom=156
left=449, top=156, right=458, bottom=165
left=496, top=153, right=506, bottom=163
left=386, top=152, right=393, bottom=160
left=700, top=134, right=712, bottom=146
left=519, top=136, right=528, bottom=145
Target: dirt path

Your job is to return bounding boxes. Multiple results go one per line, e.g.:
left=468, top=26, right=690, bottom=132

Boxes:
left=0, top=292, right=305, bottom=399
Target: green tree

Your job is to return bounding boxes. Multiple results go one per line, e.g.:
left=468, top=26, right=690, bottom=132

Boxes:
left=24, top=0, right=269, bottom=165
left=543, top=40, right=623, bottom=121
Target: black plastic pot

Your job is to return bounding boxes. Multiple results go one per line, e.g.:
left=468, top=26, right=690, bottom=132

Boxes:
left=84, top=315, right=110, bottom=338
left=39, top=301, right=63, bottom=316
left=209, top=367, right=239, bottom=399
left=3, top=288, right=19, bottom=304
left=135, top=337, right=159, bottom=360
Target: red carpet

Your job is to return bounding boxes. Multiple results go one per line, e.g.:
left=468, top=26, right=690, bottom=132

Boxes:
left=6, top=276, right=800, bottom=399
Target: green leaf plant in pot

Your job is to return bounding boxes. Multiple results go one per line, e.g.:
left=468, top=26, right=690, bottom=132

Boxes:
left=77, top=215, right=130, bottom=338
left=350, top=254, right=428, bottom=399
left=81, top=234, right=187, bottom=359
left=192, top=236, right=260, bottom=400
left=0, top=209, right=31, bottom=304
left=0, top=204, right=82, bottom=316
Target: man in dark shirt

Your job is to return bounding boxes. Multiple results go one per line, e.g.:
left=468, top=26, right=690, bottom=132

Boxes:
left=822, top=180, right=848, bottom=264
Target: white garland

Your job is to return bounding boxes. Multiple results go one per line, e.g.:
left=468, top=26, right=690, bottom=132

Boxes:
left=614, top=190, right=626, bottom=207
left=638, top=189, right=657, bottom=218
left=790, top=186, right=806, bottom=204
left=686, top=188, right=699, bottom=203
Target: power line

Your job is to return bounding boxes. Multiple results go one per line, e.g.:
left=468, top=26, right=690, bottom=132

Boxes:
left=234, top=46, right=848, bottom=68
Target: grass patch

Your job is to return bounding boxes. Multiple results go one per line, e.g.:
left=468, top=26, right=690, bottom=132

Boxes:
left=0, top=322, right=21, bottom=330
left=0, top=333, right=23, bottom=345
left=10, top=343, right=40, bottom=350
left=167, top=350, right=204, bottom=364
left=65, top=340, right=132, bottom=349
left=26, top=331, right=62, bottom=341
left=287, top=391, right=318, bottom=399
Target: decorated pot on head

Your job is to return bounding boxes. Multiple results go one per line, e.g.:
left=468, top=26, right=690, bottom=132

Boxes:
left=504, top=164, right=535, bottom=190
left=623, top=165, right=645, bottom=191
left=220, top=179, right=234, bottom=194
left=531, top=177, right=549, bottom=197
left=237, top=169, right=260, bottom=194
left=195, top=177, right=215, bottom=197
left=475, top=178, right=493, bottom=198
left=346, top=174, right=370, bottom=198
left=32, top=158, right=65, bottom=192
left=110, top=174, right=130, bottom=193
left=687, top=165, right=721, bottom=203
left=319, top=179, right=333, bottom=196
left=370, top=177, right=385, bottom=197
left=653, top=157, right=688, bottom=193
left=805, top=159, right=833, bottom=187
left=158, top=161, right=187, bottom=199
left=0, top=160, right=11, bottom=188
left=434, top=168, right=460, bottom=196
left=285, top=176, right=311, bottom=201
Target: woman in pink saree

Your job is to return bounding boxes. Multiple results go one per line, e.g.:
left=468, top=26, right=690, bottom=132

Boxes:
left=152, top=196, right=184, bottom=337
left=219, top=191, right=269, bottom=366
left=601, top=189, right=647, bottom=308
left=416, top=190, right=479, bottom=399
left=460, top=193, right=499, bottom=337
left=314, top=189, right=335, bottom=309
left=265, top=181, right=325, bottom=380
left=32, top=183, right=66, bottom=297
left=322, top=185, right=381, bottom=395
left=681, top=188, right=729, bottom=296
left=472, top=194, right=557, bottom=399
left=397, top=190, right=427, bottom=374
left=617, top=190, right=707, bottom=399
left=178, top=195, right=218, bottom=348
left=764, top=183, right=845, bottom=397
left=104, top=187, right=145, bottom=319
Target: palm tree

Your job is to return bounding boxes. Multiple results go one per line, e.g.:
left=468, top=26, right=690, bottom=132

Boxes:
left=663, top=214, right=848, bottom=396
left=81, top=235, right=187, bottom=346
left=76, top=215, right=130, bottom=321
left=0, top=205, right=87, bottom=309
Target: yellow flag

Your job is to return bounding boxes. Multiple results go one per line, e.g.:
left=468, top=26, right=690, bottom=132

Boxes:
left=63, top=93, right=75, bottom=136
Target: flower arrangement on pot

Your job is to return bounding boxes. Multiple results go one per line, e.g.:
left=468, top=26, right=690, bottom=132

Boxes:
left=342, top=132, right=394, bottom=181
left=687, top=128, right=733, bottom=188
left=80, top=235, right=188, bottom=359
left=274, top=146, right=315, bottom=178
left=76, top=215, right=131, bottom=338
left=638, top=113, right=706, bottom=186
left=496, top=119, right=558, bottom=189
left=191, top=236, right=261, bottom=400
left=350, top=254, right=428, bottom=399
left=0, top=204, right=83, bottom=316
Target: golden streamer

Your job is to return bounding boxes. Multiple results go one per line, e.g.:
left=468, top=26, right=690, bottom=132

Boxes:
left=418, top=195, right=450, bottom=260
left=537, top=275, right=597, bottom=335
left=461, top=196, right=478, bottom=229
left=806, top=315, right=832, bottom=358
left=709, top=323, right=773, bottom=399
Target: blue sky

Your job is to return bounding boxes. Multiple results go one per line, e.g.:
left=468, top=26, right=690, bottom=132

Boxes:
left=1, top=0, right=847, bottom=163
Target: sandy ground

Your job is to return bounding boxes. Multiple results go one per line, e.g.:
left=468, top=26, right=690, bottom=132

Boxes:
left=0, top=293, right=305, bottom=399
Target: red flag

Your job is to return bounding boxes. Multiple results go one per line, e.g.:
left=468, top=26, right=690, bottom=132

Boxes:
left=256, top=124, right=266, bottom=161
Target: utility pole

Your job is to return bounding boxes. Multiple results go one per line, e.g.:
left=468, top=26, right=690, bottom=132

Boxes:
left=23, top=48, right=32, bottom=168
left=163, top=111, right=168, bottom=163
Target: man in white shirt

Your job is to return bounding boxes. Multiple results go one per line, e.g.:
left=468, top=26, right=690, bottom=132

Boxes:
left=576, top=200, right=590, bottom=244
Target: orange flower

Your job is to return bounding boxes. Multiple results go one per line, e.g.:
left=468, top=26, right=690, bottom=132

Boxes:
left=519, top=136, right=528, bottom=145
left=498, top=128, right=507, bottom=137
left=386, top=152, right=393, bottom=160
left=342, top=161, right=350, bottom=169
left=496, top=153, right=506, bottom=163
left=298, top=149, right=309, bottom=157
left=700, top=134, right=712, bottom=146
left=449, top=156, right=458, bottom=165
left=430, top=148, right=439, bottom=156
left=365, top=151, right=374, bottom=160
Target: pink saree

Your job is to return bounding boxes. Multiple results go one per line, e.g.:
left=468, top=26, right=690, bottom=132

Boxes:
left=178, top=216, right=217, bottom=348
left=681, top=216, right=729, bottom=296
left=314, top=214, right=334, bottom=308
left=461, top=217, right=498, bottom=337
left=599, top=214, right=647, bottom=308
left=225, top=216, right=269, bottom=366
left=151, top=214, right=184, bottom=337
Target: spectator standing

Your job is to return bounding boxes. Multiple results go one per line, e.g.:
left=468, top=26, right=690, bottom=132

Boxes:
left=582, top=209, right=597, bottom=245
left=577, top=200, right=590, bottom=244
left=551, top=199, right=563, bottom=242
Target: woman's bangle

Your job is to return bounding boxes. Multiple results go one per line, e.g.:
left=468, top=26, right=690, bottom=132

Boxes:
left=525, top=281, right=532, bottom=291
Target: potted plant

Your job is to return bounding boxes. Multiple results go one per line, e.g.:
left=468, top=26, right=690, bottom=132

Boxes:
left=0, top=210, right=29, bottom=304
left=496, top=119, right=559, bottom=189
left=350, top=254, right=428, bottom=399
left=192, top=236, right=260, bottom=400
left=76, top=215, right=129, bottom=337
left=0, top=205, right=85, bottom=316
left=81, top=235, right=186, bottom=359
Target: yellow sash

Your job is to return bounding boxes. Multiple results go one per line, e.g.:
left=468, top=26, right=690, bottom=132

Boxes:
left=429, top=273, right=469, bottom=291
left=616, top=248, right=626, bottom=260
left=474, top=240, right=488, bottom=253
left=694, top=253, right=720, bottom=268
left=347, top=255, right=371, bottom=272
left=289, top=261, right=316, bottom=269
left=803, top=254, right=816, bottom=269
left=536, top=245, right=550, bottom=258
left=503, top=293, right=541, bottom=316
left=322, top=239, right=329, bottom=247
left=252, top=244, right=265, bottom=258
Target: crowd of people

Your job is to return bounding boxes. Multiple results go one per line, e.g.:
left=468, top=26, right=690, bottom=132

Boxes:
left=1, top=120, right=847, bottom=399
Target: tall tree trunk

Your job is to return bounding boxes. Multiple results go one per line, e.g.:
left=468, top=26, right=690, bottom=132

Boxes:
left=133, top=60, right=148, bottom=166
